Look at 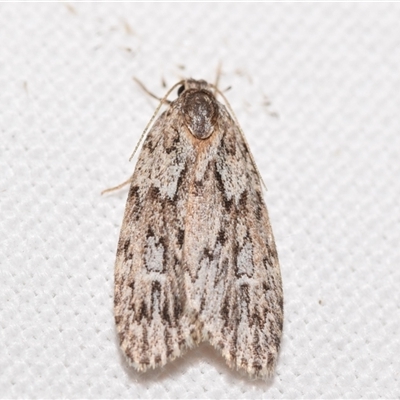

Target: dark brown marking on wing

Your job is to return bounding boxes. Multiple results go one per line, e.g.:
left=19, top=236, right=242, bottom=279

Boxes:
left=213, top=164, right=233, bottom=211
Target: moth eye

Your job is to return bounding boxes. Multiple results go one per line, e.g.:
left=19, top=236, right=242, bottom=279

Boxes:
left=177, top=85, right=185, bottom=96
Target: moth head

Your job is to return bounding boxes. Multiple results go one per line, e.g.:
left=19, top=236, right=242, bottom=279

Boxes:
left=179, top=80, right=219, bottom=140
left=177, top=79, right=210, bottom=94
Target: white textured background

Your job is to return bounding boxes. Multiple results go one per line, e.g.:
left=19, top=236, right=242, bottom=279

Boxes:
left=1, top=3, right=399, bottom=399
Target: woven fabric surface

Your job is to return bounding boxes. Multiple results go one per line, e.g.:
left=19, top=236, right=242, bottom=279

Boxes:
left=1, top=3, right=399, bottom=399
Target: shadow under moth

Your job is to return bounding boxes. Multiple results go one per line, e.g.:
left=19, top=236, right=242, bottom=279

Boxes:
left=113, top=78, right=283, bottom=379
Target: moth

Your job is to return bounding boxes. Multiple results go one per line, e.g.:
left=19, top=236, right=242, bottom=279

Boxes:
left=113, top=79, right=283, bottom=379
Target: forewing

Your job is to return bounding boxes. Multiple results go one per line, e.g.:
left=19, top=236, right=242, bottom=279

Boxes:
left=183, top=106, right=283, bottom=378
left=114, top=108, right=197, bottom=371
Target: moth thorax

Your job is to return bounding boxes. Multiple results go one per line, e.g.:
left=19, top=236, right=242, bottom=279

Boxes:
left=182, top=90, right=218, bottom=140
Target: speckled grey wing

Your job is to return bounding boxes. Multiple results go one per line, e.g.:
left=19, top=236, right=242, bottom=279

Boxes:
left=182, top=107, right=283, bottom=379
left=114, top=109, right=197, bottom=371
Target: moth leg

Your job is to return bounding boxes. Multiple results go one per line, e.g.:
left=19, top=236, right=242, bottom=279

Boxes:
left=133, top=77, right=172, bottom=104
left=101, top=176, right=132, bottom=195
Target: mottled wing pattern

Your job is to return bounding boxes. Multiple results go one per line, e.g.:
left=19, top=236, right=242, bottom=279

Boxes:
left=114, top=107, right=198, bottom=371
left=115, top=79, right=283, bottom=379
left=182, top=105, right=283, bottom=378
